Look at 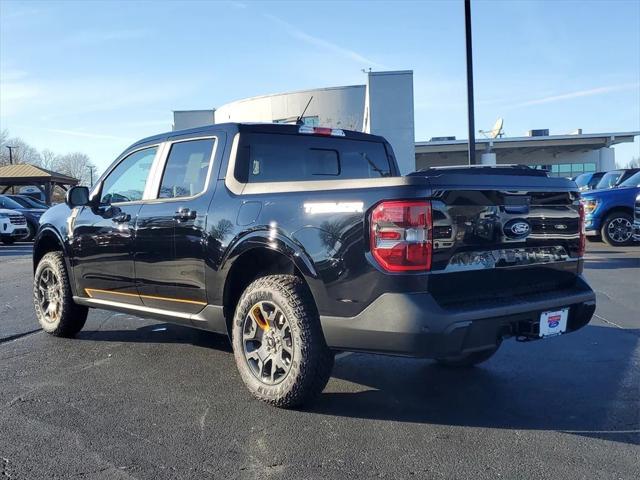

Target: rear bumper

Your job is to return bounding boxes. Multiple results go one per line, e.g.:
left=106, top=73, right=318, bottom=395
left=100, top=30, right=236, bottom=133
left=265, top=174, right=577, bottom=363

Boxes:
left=321, top=276, right=596, bottom=358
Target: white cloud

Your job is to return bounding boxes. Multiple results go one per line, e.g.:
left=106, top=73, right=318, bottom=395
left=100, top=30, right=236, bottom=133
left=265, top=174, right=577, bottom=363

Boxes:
left=507, top=83, right=640, bottom=109
left=263, top=13, right=386, bottom=69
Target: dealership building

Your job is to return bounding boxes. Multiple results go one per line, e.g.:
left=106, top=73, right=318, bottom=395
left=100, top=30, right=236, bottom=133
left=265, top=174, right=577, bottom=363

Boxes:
left=173, top=70, right=638, bottom=175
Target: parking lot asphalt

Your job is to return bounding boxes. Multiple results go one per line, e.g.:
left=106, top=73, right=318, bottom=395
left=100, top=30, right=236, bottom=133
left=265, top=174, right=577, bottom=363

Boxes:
left=1, top=242, right=638, bottom=479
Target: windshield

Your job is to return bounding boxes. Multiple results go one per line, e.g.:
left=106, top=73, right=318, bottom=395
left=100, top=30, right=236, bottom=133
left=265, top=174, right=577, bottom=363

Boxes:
left=9, top=196, right=45, bottom=208
left=22, top=196, right=47, bottom=208
left=595, top=170, right=623, bottom=189
left=0, top=195, right=25, bottom=210
left=618, top=171, right=640, bottom=188
left=574, top=173, right=592, bottom=187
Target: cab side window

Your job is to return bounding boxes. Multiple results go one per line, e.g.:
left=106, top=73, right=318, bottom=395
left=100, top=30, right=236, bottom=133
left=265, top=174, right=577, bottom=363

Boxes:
left=158, top=139, right=215, bottom=199
left=100, top=147, right=157, bottom=204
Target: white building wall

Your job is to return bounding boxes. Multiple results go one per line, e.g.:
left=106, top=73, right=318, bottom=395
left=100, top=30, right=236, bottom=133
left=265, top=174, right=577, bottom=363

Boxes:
left=213, top=86, right=366, bottom=131
left=364, top=71, right=415, bottom=174
left=173, top=110, right=215, bottom=131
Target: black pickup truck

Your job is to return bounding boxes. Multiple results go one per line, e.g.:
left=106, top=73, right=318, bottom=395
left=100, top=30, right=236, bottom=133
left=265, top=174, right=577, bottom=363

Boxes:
left=33, top=123, right=595, bottom=407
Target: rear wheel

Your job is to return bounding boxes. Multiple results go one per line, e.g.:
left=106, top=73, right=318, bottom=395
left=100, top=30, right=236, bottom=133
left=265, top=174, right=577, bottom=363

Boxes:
left=601, top=212, right=633, bottom=246
left=436, top=344, right=500, bottom=368
left=34, top=252, right=88, bottom=337
left=232, top=274, right=334, bottom=408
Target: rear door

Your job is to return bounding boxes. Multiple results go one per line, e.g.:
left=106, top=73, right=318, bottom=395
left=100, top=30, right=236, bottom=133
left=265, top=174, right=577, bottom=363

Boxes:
left=134, top=135, right=220, bottom=314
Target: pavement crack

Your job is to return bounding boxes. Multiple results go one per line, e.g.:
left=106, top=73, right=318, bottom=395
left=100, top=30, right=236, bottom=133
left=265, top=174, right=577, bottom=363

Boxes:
left=594, top=314, right=640, bottom=337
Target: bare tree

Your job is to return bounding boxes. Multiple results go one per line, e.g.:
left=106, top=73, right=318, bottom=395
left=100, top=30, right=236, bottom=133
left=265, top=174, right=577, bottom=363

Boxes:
left=54, top=152, right=97, bottom=186
left=39, top=149, right=60, bottom=171
left=0, top=133, right=41, bottom=166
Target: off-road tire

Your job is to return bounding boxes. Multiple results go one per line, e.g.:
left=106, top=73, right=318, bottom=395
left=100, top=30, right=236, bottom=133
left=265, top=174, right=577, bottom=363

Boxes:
left=34, top=251, right=88, bottom=337
left=436, top=344, right=500, bottom=368
left=601, top=212, right=634, bottom=246
left=232, top=274, right=334, bottom=408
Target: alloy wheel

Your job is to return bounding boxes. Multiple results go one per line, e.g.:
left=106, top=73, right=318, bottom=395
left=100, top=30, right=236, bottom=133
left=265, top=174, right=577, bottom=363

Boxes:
left=242, top=301, right=294, bottom=385
left=607, top=217, right=632, bottom=243
left=36, top=266, right=62, bottom=324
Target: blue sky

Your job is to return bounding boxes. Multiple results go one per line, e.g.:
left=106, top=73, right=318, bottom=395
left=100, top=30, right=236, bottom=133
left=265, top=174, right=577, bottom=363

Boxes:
left=1, top=0, right=639, bottom=173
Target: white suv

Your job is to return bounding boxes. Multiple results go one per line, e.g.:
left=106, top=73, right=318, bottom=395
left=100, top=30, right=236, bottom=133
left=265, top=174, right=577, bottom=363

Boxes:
left=0, top=209, right=29, bottom=245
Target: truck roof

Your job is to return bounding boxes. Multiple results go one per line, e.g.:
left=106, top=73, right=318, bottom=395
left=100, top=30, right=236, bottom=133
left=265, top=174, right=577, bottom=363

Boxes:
left=129, top=122, right=389, bottom=151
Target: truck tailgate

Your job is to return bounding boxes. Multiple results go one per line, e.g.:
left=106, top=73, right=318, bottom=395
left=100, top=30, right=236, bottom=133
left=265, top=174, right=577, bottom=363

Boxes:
left=421, top=170, right=583, bottom=306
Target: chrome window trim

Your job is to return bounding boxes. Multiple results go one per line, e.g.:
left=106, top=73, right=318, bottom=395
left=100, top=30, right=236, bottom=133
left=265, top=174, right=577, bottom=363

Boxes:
left=90, top=144, right=162, bottom=206
left=224, top=132, right=412, bottom=196
left=144, top=135, right=219, bottom=203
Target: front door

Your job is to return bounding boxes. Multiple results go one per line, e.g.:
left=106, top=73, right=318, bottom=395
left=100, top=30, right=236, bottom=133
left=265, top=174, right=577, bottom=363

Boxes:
left=134, top=136, right=218, bottom=314
left=71, top=145, right=159, bottom=306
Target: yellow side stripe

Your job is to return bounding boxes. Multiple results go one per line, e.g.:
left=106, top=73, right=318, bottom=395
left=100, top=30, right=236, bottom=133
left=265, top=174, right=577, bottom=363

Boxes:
left=84, top=288, right=207, bottom=306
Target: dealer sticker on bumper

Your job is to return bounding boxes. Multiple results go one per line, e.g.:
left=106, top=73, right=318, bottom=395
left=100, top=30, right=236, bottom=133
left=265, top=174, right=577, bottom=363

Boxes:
left=539, top=308, right=569, bottom=337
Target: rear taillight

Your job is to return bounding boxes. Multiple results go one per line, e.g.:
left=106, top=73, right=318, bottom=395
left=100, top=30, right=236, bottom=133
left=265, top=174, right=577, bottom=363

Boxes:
left=370, top=200, right=432, bottom=272
left=578, top=203, right=586, bottom=257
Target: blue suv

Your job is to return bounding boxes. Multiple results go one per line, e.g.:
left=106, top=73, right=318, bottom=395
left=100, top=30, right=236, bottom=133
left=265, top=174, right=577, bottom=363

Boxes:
left=582, top=171, right=640, bottom=246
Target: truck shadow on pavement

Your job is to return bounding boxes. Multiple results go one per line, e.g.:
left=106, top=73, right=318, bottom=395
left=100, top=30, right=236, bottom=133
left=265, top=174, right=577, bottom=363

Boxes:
left=77, top=321, right=639, bottom=446
left=313, top=324, right=639, bottom=446
left=77, top=322, right=233, bottom=353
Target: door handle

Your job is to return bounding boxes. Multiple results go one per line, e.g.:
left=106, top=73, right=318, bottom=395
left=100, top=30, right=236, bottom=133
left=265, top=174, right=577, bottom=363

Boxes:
left=174, top=208, right=196, bottom=221
left=112, top=211, right=131, bottom=223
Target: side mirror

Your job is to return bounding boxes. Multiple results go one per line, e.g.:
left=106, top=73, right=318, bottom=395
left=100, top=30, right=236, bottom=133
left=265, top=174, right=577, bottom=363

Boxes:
left=65, top=186, right=90, bottom=208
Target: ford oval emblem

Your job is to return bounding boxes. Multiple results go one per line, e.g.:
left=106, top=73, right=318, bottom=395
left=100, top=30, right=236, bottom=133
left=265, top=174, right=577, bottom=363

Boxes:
left=504, top=219, right=531, bottom=239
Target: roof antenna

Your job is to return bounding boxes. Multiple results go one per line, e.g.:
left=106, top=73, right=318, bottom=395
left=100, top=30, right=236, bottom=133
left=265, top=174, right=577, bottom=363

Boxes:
left=296, top=96, right=313, bottom=125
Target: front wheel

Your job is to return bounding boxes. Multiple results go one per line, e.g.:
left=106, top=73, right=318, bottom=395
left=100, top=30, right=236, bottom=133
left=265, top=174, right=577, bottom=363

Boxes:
left=601, top=212, right=634, bottom=246
left=232, top=275, right=334, bottom=408
left=34, top=252, right=88, bottom=337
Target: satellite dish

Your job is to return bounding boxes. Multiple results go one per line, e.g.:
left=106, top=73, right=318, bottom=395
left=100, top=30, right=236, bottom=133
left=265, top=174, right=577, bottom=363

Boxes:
left=479, top=117, right=504, bottom=138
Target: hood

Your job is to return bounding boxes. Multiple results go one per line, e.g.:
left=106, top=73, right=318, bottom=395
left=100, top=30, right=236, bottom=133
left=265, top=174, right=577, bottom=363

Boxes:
left=582, top=185, right=639, bottom=199
left=0, top=208, right=22, bottom=216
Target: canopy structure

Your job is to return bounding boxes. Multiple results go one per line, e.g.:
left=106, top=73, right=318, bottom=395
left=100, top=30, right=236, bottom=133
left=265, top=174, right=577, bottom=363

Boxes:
left=0, top=164, right=79, bottom=205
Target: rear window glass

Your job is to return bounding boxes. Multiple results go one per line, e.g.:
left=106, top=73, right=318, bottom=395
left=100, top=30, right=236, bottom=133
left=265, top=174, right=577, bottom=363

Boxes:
left=235, top=133, right=393, bottom=183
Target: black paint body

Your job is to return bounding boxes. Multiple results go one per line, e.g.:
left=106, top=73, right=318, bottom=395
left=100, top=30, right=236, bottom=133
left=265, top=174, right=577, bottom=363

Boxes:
left=34, top=123, right=596, bottom=358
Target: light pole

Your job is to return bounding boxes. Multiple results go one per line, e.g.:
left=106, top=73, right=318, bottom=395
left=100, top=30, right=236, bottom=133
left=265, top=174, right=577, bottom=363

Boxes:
left=6, top=145, right=17, bottom=165
left=464, top=0, right=477, bottom=165
left=88, top=165, right=94, bottom=186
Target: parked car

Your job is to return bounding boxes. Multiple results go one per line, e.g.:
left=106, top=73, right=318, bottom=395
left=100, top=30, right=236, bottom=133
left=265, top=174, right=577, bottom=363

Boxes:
left=573, top=171, right=606, bottom=191
left=32, top=123, right=595, bottom=407
left=0, top=195, right=47, bottom=241
left=7, top=194, right=49, bottom=209
left=633, top=193, right=640, bottom=242
left=594, top=168, right=640, bottom=190
left=0, top=209, right=29, bottom=245
left=582, top=171, right=640, bottom=246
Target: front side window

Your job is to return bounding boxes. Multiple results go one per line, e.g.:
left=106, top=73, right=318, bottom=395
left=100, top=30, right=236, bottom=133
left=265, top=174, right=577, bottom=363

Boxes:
left=596, top=170, right=623, bottom=189
left=100, top=147, right=157, bottom=204
left=618, top=171, right=640, bottom=188
left=158, top=139, right=215, bottom=199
